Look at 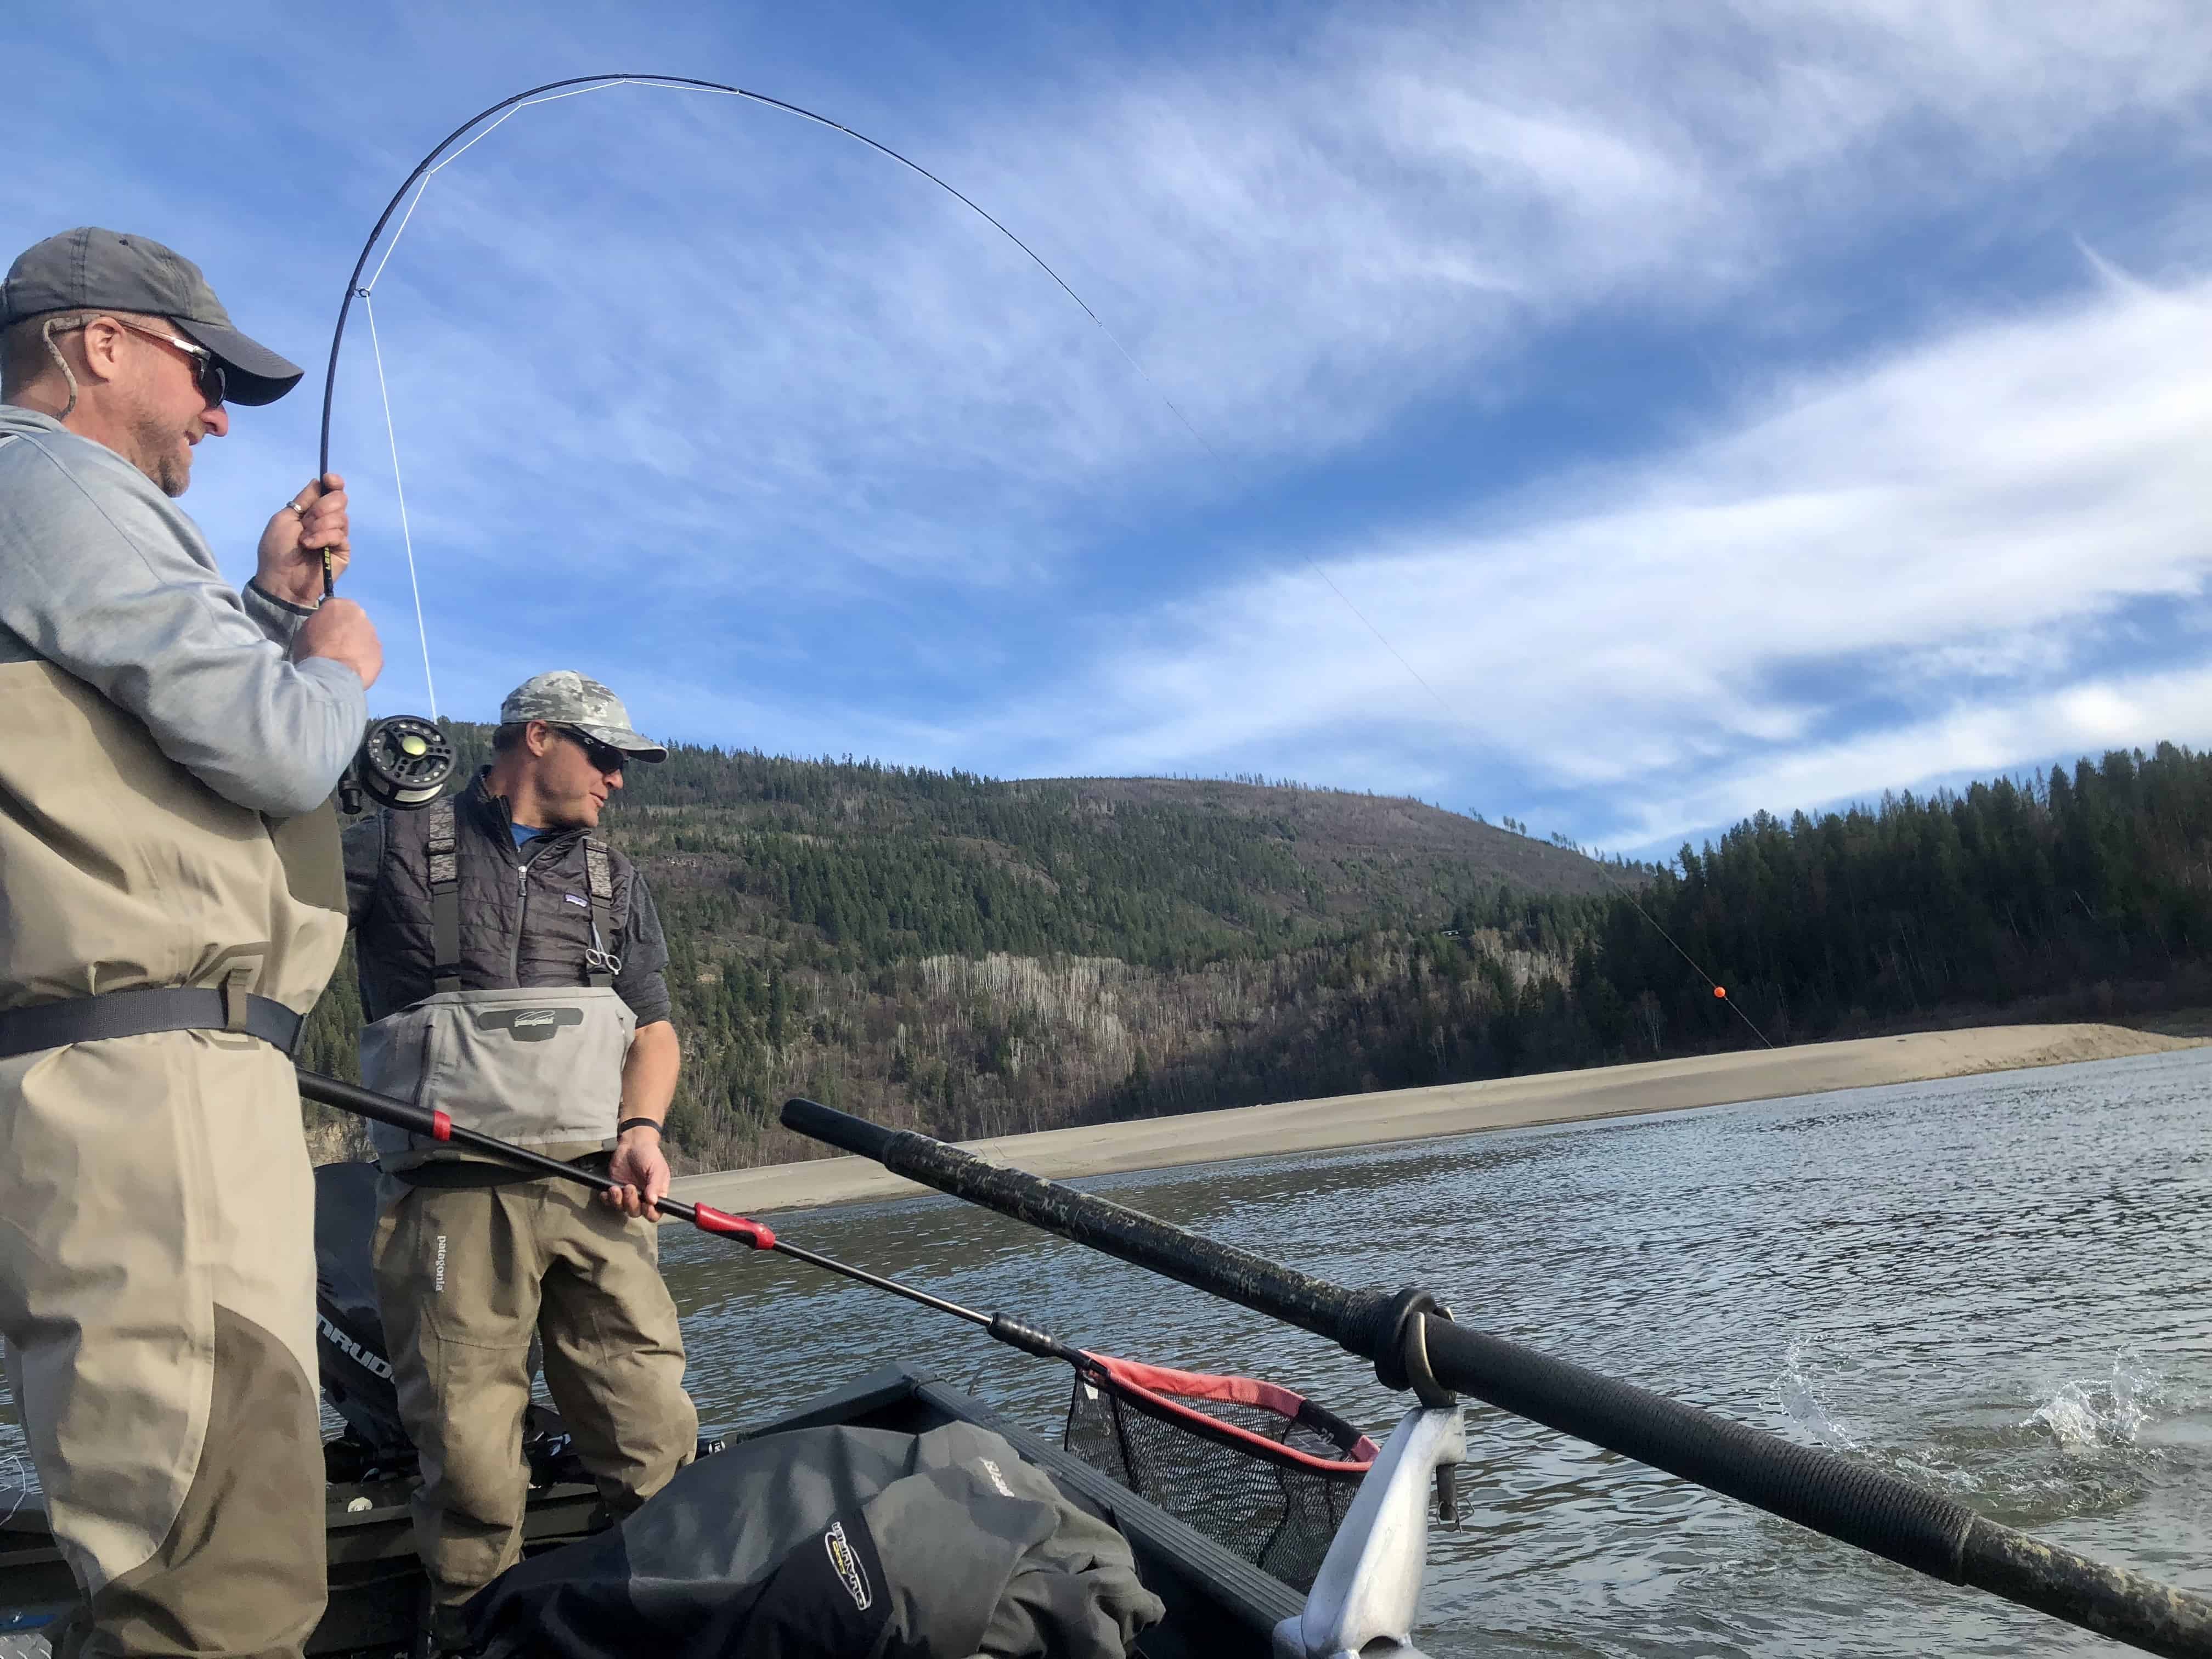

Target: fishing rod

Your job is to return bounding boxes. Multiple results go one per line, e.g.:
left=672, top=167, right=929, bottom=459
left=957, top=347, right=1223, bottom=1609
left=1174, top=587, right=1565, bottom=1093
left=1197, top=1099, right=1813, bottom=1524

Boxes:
left=291, top=1067, right=1081, bottom=1365
left=295, top=1063, right=1385, bottom=1604
left=315, top=73, right=1763, bottom=1040
left=314, top=73, right=1172, bottom=601
left=779, top=1096, right=2212, bottom=1659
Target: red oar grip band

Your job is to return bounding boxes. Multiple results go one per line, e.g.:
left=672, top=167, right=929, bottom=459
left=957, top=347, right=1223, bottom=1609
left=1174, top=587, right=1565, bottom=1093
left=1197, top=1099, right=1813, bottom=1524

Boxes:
left=690, top=1204, right=775, bottom=1249
left=431, top=1109, right=453, bottom=1141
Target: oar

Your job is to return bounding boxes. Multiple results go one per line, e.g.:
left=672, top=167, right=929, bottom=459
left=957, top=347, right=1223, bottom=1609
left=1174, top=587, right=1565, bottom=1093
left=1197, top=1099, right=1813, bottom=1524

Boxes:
left=291, top=1068, right=1081, bottom=1363
left=778, top=1097, right=2212, bottom=1659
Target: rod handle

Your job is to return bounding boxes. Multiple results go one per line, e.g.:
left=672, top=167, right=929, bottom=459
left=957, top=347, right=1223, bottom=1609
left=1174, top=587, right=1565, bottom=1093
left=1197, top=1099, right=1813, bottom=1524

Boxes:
left=682, top=1202, right=776, bottom=1249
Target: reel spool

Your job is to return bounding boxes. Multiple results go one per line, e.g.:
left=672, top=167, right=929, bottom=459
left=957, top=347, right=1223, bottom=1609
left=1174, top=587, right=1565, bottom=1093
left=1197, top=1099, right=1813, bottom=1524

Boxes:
left=342, top=714, right=456, bottom=813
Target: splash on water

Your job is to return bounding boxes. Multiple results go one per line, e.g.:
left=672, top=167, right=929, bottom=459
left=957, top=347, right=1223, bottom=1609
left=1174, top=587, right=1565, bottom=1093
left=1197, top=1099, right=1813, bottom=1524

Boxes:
left=1777, top=1338, right=1864, bottom=1454
left=2023, top=1351, right=2162, bottom=1452
left=1776, top=1339, right=1985, bottom=1492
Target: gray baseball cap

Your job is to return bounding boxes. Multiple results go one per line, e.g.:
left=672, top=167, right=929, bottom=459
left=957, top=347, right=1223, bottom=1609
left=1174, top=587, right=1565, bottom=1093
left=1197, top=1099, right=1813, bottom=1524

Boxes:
left=500, top=672, right=668, bottom=764
left=0, top=228, right=303, bottom=406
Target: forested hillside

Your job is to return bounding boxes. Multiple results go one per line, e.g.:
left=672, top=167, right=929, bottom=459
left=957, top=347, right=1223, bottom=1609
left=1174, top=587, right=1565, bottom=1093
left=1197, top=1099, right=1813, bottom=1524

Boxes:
left=303, top=733, right=2212, bottom=1171
left=298, top=727, right=1625, bottom=1163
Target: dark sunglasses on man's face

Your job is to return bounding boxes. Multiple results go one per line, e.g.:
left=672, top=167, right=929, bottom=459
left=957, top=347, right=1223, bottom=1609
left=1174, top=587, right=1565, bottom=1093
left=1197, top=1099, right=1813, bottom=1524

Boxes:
left=108, top=317, right=226, bottom=407
left=44, top=314, right=227, bottom=408
left=557, top=726, right=628, bottom=774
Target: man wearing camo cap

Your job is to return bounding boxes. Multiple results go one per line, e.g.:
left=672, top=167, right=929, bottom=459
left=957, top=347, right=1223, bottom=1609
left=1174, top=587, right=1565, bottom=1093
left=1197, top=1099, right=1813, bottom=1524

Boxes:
left=341, top=672, right=695, bottom=1656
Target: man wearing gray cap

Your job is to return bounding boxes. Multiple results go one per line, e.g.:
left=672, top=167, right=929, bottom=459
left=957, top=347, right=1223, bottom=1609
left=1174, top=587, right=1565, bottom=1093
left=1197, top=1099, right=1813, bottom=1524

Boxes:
left=341, top=672, right=695, bottom=1654
left=0, top=227, right=383, bottom=1657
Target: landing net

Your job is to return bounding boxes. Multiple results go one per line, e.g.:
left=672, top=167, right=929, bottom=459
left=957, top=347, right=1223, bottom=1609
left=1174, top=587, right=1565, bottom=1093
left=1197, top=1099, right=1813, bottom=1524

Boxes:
left=1062, top=1353, right=1376, bottom=1594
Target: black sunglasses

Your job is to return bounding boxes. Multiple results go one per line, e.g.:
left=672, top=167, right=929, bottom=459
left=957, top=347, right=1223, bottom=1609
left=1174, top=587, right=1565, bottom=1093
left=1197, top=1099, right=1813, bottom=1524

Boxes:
left=556, top=726, right=628, bottom=774
left=107, top=317, right=227, bottom=407
left=44, top=314, right=227, bottom=408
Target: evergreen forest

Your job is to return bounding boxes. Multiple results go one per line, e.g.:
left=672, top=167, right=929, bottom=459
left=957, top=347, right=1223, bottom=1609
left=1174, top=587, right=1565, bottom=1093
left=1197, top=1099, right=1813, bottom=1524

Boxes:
left=301, top=729, right=2212, bottom=1171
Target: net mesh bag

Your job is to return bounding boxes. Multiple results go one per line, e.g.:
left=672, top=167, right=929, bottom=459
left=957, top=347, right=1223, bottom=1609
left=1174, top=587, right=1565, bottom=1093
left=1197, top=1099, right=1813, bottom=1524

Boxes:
left=1062, top=1353, right=1376, bottom=1593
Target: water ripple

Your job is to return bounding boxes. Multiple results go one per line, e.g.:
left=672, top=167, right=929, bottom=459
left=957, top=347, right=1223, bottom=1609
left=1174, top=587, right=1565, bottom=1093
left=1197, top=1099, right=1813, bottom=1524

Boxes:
left=4, top=1045, right=2210, bottom=1654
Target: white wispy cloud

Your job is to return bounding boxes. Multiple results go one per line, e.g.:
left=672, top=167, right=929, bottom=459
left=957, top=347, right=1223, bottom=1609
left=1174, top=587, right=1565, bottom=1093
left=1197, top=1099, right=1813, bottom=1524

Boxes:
left=7, top=1, right=2208, bottom=838
left=303, top=0, right=2212, bottom=611
left=1003, top=274, right=2212, bottom=846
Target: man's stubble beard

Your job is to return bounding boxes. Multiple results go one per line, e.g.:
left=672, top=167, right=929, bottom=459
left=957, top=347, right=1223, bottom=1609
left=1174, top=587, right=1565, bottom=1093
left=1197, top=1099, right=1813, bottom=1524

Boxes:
left=126, top=402, right=194, bottom=498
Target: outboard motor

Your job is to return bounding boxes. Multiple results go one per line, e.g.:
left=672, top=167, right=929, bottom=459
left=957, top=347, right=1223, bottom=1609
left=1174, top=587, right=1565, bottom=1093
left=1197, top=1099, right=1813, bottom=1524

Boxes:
left=314, top=1161, right=414, bottom=1475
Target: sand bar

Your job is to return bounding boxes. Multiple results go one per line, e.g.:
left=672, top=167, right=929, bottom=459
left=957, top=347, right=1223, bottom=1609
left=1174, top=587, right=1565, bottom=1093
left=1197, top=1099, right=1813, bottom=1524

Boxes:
left=672, top=1022, right=2199, bottom=1216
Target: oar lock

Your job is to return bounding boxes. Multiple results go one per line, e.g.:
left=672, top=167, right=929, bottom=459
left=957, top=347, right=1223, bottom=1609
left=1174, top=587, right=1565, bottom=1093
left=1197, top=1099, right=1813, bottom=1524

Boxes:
left=1376, top=1288, right=1461, bottom=1528
left=339, top=713, right=456, bottom=814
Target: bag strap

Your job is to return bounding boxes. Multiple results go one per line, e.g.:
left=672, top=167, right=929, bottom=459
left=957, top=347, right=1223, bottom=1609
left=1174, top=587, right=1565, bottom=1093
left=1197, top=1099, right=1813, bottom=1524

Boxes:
left=582, top=838, right=621, bottom=989
left=426, top=798, right=463, bottom=994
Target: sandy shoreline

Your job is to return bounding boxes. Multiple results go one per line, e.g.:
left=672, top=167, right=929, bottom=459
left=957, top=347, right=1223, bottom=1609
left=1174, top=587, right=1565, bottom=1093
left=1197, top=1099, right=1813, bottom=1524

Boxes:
left=671, top=1022, right=2199, bottom=1216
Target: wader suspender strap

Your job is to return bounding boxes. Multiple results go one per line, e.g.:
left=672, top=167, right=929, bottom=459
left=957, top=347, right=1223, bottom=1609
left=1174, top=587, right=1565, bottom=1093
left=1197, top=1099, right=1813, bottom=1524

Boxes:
left=583, top=840, right=620, bottom=989
left=427, top=799, right=463, bottom=995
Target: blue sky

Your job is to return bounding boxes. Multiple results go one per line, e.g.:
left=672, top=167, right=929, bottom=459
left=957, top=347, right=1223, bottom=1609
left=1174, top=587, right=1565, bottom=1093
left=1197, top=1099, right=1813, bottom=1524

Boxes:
left=7, top=2, right=2209, bottom=857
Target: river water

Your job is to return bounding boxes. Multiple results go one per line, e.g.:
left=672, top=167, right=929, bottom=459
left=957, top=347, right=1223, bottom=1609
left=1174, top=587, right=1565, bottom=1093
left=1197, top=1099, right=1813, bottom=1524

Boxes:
left=7, top=1046, right=2211, bottom=1654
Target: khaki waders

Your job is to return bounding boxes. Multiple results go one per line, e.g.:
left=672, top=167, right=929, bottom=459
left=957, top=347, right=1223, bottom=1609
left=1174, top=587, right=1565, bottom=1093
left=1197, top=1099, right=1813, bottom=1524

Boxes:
left=0, top=659, right=350, bottom=1658
left=372, top=1174, right=696, bottom=1605
left=0, top=1035, right=325, bottom=1659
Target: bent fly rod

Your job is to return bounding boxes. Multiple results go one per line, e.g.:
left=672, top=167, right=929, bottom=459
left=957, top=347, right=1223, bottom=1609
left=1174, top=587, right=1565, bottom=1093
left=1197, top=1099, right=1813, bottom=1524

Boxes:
left=780, top=1096, right=2212, bottom=1659
left=313, top=73, right=1181, bottom=608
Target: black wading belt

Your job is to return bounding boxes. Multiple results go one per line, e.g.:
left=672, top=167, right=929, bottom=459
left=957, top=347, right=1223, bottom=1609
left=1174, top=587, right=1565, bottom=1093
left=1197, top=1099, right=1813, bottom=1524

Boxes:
left=0, top=977, right=304, bottom=1062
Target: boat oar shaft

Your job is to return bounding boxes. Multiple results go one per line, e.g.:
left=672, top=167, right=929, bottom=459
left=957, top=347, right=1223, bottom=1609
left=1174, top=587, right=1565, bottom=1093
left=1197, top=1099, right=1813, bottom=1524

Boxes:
left=292, top=1068, right=1079, bottom=1363
left=778, top=1097, right=2212, bottom=1659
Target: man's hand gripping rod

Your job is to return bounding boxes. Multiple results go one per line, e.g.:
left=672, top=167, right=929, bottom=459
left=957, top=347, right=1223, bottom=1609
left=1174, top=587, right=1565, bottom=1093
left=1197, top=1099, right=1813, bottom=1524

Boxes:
left=290, top=1068, right=1077, bottom=1359
left=295, top=1068, right=775, bottom=1248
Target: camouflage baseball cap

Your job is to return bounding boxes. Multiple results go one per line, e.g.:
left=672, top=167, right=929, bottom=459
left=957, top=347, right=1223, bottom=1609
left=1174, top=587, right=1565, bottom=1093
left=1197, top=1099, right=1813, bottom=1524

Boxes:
left=500, top=672, right=668, bottom=763
left=1, top=228, right=303, bottom=405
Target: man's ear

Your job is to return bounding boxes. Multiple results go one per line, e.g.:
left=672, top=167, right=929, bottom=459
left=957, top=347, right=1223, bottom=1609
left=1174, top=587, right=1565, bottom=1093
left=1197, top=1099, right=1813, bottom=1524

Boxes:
left=74, top=317, right=131, bottom=386
left=525, top=720, right=556, bottom=758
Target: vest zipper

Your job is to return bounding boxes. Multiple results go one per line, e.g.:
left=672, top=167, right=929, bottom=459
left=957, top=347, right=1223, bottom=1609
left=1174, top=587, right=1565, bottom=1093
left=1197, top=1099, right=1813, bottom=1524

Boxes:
left=512, top=858, right=528, bottom=983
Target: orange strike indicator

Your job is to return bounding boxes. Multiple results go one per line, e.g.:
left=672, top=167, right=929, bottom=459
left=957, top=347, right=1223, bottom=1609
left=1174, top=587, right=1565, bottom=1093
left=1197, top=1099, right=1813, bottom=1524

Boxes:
left=1713, top=986, right=1728, bottom=999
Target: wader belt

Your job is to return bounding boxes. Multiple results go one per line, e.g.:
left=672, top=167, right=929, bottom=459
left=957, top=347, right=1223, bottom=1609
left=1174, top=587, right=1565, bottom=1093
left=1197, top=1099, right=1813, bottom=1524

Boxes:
left=0, top=982, right=304, bottom=1062
left=423, top=798, right=621, bottom=992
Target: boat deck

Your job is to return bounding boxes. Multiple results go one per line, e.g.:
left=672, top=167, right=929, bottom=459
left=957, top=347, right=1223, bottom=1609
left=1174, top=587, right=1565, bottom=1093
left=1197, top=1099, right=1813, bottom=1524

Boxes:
left=0, top=1363, right=1302, bottom=1657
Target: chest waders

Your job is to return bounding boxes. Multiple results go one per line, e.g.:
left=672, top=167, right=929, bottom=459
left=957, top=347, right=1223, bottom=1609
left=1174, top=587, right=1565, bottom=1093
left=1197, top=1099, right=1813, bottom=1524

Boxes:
left=364, top=798, right=637, bottom=1171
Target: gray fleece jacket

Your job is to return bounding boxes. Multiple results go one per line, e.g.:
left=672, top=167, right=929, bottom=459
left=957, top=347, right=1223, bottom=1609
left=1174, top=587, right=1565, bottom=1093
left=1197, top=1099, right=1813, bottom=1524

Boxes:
left=0, top=404, right=363, bottom=815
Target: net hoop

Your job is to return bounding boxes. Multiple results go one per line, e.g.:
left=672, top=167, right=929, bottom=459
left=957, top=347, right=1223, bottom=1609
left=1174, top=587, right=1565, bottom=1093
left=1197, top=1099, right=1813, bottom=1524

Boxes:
left=1079, top=1352, right=1378, bottom=1476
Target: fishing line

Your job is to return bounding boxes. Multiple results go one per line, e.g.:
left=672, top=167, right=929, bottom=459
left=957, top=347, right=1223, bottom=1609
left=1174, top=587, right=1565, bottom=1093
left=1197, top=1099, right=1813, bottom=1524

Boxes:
left=359, top=293, right=436, bottom=718
left=323, top=74, right=1764, bottom=1044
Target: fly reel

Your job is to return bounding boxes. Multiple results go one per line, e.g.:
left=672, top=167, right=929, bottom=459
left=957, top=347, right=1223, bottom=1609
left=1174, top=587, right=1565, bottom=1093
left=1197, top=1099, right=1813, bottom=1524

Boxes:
left=340, top=714, right=456, bottom=813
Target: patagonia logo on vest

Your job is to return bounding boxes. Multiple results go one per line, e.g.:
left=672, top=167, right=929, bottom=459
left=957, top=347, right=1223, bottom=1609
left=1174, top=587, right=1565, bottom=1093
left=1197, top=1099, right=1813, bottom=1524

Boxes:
left=823, top=1520, right=872, bottom=1611
left=564, top=893, right=589, bottom=909
left=471, top=1006, right=587, bottom=1042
